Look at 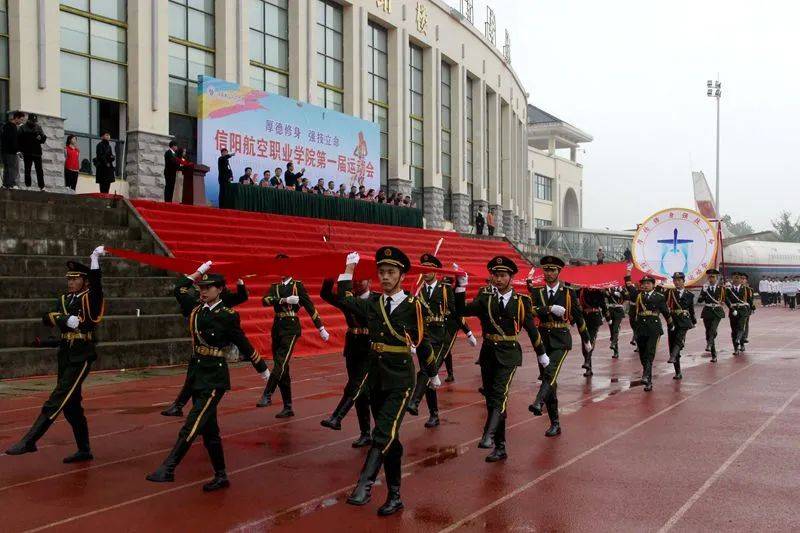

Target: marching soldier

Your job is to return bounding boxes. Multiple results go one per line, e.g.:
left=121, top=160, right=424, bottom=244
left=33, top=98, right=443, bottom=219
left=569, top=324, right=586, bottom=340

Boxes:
left=578, top=287, right=607, bottom=376
left=147, top=263, right=269, bottom=490
left=455, top=256, right=547, bottom=460
left=441, top=276, right=478, bottom=382
left=256, top=257, right=329, bottom=416
left=726, top=271, right=755, bottom=355
left=605, top=286, right=627, bottom=358
left=632, top=275, right=672, bottom=391
left=741, top=273, right=754, bottom=349
left=337, top=247, right=433, bottom=516
left=5, top=246, right=106, bottom=462
left=528, top=256, right=590, bottom=437
left=698, top=268, right=726, bottom=362
left=665, top=272, right=696, bottom=380
left=161, top=279, right=250, bottom=417
left=624, top=275, right=639, bottom=351
left=319, top=277, right=373, bottom=447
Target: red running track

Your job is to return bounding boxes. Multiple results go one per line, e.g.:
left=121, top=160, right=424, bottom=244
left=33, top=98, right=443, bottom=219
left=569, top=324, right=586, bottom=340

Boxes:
left=1, top=308, right=799, bottom=532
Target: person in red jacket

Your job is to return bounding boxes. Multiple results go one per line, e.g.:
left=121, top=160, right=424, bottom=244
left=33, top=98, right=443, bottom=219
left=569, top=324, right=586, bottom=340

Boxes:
left=64, top=135, right=80, bottom=191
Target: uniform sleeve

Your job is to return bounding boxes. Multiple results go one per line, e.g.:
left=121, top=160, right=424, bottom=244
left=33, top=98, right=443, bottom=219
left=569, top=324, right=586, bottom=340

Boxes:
left=521, top=297, right=545, bottom=356
left=174, top=275, right=200, bottom=317
left=42, top=297, right=71, bottom=331
left=222, top=282, right=249, bottom=307
left=319, top=278, right=340, bottom=308
left=455, top=290, right=484, bottom=318
left=336, top=279, right=371, bottom=319
left=659, top=296, right=673, bottom=326
left=688, top=292, right=697, bottom=324
left=262, top=284, right=279, bottom=307
left=298, top=282, right=324, bottom=329
left=569, top=290, right=590, bottom=342
left=459, top=317, right=472, bottom=334
left=226, top=310, right=267, bottom=374
left=85, top=267, right=104, bottom=324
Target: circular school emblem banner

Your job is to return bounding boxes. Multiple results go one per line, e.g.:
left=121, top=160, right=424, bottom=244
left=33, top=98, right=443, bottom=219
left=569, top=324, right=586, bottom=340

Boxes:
left=631, top=207, right=719, bottom=287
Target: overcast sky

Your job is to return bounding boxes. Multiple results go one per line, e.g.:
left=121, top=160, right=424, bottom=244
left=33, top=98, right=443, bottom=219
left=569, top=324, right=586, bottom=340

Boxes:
left=444, top=0, right=800, bottom=231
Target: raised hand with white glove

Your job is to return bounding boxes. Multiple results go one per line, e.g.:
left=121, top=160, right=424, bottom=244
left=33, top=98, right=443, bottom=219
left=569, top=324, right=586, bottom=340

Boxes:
left=466, top=331, right=478, bottom=347
left=550, top=304, right=566, bottom=318
left=319, top=327, right=330, bottom=341
left=66, top=315, right=80, bottom=330
left=90, top=245, right=106, bottom=269
left=282, top=295, right=300, bottom=305
left=538, top=353, right=550, bottom=367
left=340, top=251, right=360, bottom=281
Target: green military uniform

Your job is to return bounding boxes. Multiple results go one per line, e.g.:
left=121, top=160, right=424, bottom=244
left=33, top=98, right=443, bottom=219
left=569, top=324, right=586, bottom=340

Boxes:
left=632, top=278, right=672, bottom=391
left=147, top=274, right=267, bottom=491
left=406, top=254, right=458, bottom=428
left=741, top=275, right=754, bottom=349
left=726, top=276, right=755, bottom=355
left=342, top=246, right=432, bottom=516
left=697, top=269, right=726, bottom=361
left=319, top=278, right=373, bottom=446
left=6, top=259, right=104, bottom=462
left=528, top=256, right=589, bottom=437
left=257, top=276, right=325, bottom=415
left=162, top=281, right=249, bottom=416
left=665, top=274, right=696, bottom=379
left=624, top=277, right=639, bottom=350
left=605, top=286, right=627, bottom=358
left=456, top=256, right=545, bottom=461
left=578, top=287, right=607, bottom=376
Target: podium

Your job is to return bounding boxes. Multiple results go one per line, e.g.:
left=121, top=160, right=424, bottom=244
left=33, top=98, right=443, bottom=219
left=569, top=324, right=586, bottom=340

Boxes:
left=181, top=164, right=209, bottom=206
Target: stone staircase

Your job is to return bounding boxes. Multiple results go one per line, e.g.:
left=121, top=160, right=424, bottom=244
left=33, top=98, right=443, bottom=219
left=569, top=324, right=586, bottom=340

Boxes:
left=0, top=189, right=190, bottom=378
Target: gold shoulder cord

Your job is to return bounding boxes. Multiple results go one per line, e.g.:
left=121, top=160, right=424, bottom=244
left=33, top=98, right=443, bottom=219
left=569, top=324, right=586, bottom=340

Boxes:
left=379, top=295, right=408, bottom=343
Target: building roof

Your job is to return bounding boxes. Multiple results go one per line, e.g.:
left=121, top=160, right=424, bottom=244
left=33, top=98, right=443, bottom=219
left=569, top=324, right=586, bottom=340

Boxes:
left=527, top=105, right=565, bottom=125
left=527, top=104, right=593, bottom=148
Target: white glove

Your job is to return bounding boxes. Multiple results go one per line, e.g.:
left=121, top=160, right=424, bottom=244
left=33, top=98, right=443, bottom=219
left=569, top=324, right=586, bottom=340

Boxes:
left=260, top=369, right=270, bottom=382
left=456, top=272, right=469, bottom=288
left=550, top=305, right=566, bottom=318
left=466, top=331, right=477, bottom=347
left=583, top=341, right=593, bottom=352
left=430, top=374, right=442, bottom=389
left=732, top=310, right=737, bottom=317
left=319, top=327, right=330, bottom=341
left=410, top=345, right=417, bottom=355
left=614, top=291, right=621, bottom=298
left=197, top=260, right=213, bottom=275
left=283, top=295, right=300, bottom=305
left=669, top=325, right=675, bottom=331
left=66, top=315, right=80, bottom=329
left=91, top=245, right=106, bottom=257
left=702, top=283, right=709, bottom=291
left=538, top=353, right=550, bottom=366
left=346, top=251, right=360, bottom=266
left=237, top=279, right=244, bottom=286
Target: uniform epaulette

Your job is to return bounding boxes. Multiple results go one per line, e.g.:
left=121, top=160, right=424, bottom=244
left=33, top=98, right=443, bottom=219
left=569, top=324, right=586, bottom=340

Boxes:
left=179, top=287, right=190, bottom=293
left=407, top=295, right=417, bottom=303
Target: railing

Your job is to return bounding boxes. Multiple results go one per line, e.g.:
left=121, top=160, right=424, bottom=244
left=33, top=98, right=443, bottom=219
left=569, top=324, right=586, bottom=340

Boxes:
left=535, top=226, right=634, bottom=263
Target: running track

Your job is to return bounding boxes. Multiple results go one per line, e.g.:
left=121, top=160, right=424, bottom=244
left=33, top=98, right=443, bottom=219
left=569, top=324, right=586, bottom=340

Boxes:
left=1, top=308, right=799, bottom=532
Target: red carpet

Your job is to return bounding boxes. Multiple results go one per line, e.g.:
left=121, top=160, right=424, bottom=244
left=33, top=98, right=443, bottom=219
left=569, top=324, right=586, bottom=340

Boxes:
left=131, top=200, right=529, bottom=358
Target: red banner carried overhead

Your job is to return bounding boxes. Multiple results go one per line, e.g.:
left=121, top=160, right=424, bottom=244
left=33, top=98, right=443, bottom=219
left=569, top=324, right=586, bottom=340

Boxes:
left=513, top=261, right=665, bottom=289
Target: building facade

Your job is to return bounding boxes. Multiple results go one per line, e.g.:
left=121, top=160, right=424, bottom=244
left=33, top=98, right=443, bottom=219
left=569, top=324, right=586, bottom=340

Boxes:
left=5, top=0, right=584, bottom=242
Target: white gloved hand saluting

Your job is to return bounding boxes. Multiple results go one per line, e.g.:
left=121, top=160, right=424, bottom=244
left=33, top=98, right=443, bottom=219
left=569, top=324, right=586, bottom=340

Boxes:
left=466, top=331, right=478, bottom=347
left=197, top=260, right=213, bottom=275
left=319, top=327, right=330, bottom=341
left=538, top=353, right=550, bottom=367
left=90, top=245, right=106, bottom=269
left=283, top=295, right=300, bottom=305
left=260, top=369, right=270, bottom=382
left=346, top=251, right=360, bottom=267
left=66, top=315, right=80, bottom=330
left=550, top=305, right=566, bottom=318
left=91, top=245, right=106, bottom=257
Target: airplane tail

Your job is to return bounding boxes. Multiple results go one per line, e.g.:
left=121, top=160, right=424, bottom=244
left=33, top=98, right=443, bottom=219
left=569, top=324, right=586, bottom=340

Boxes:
left=692, top=171, right=717, bottom=219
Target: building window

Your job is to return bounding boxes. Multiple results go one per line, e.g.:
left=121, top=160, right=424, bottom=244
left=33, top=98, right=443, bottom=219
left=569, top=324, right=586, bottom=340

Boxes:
left=536, top=173, right=553, bottom=201
left=409, top=44, right=424, bottom=211
left=484, top=92, right=490, bottom=195
left=441, top=60, right=452, bottom=222
left=168, top=0, right=215, bottom=154
left=535, top=218, right=552, bottom=227
left=367, top=22, right=388, bottom=191
left=316, top=0, right=343, bottom=112
left=0, top=0, right=9, bottom=120
left=59, top=1, right=127, bottom=177
left=249, top=0, right=289, bottom=96
left=465, top=76, right=474, bottom=220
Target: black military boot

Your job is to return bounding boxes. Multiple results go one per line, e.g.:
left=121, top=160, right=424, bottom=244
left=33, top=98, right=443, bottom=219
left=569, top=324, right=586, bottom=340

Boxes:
left=352, top=399, right=372, bottom=447
left=146, top=439, right=191, bottom=482
left=405, top=374, right=428, bottom=416
left=673, top=359, right=683, bottom=380
left=424, top=389, right=439, bottom=428
left=583, top=354, right=593, bottom=377
left=161, top=402, right=184, bottom=417
left=256, top=382, right=272, bottom=407
left=63, top=417, right=93, bottom=463
left=352, top=433, right=372, bottom=448
left=202, top=438, right=230, bottom=492
left=321, top=396, right=354, bottom=430
left=275, top=381, right=294, bottom=418
left=478, top=409, right=502, bottom=449
left=347, top=447, right=383, bottom=506
left=528, top=382, right=551, bottom=416
left=424, top=410, right=440, bottom=428
left=378, top=449, right=403, bottom=516
left=5, top=413, right=52, bottom=455
left=486, top=415, right=507, bottom=462
left=710, top=345, right=717, bottom=363
left=612, top=344, right=619, bottom=359
left=544, top=399, right=561, bottom=437
left=667, top=345, right=678, bottom=364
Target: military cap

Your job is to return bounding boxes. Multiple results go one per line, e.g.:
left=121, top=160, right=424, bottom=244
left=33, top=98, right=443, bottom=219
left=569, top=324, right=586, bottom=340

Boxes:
left=705, top=268, right=720, bottom=275
left=487, top=256, right=518, bottom=275
left=672, top=272, right=686, bottom=279
left=731, top=271, right=745, bottom=277
left=640, top=274, right=656, bottom=283
left=623, top=275, right=632, bottom=282
left=376, top=246, right=411, bottom=273
left=197, top=273, right=226, bottom=287
left=539, top=255, right=566, bottom=269
left=420, top=253, right=442, bottom=268
left=66, top=261, right=90, bottom=278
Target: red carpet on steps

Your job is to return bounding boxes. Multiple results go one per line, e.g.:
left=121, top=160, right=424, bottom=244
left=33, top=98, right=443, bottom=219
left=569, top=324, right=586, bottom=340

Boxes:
left=131, top=200, right=530, bottom=358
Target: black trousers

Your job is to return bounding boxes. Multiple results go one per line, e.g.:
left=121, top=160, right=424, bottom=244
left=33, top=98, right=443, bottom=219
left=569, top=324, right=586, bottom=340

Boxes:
left=422, top=331, right=457, bottom=414
left=668, top=327, right=688, bottom=373
left=179, top=389, right=226, bottom=471
left=608, top=310, right=624, bottom=349
left=475, top=221, right=485, bottom=235
left=341, top=337, right=371, bottom=433
left=488, top=225, right=495, bottom=236
left=729, top=310, right=749, bottom=347
left=2, top=153, right=18, bottom=187
left=98, top=181, right=111, bottom=193
left=581, top=314, right=602, bottom=370
left=24, top=155, right=44, bottom=189
left=703, top=316, right=722, bottom=347
left=266, top=333, right=298, bottom=404
left=164, top=173, right=176, bottom=202
left=368, top=371, right=413, bottom=454
left=636, top=333, right=660, bottom=383
left=64, top=169, right=79, bottom=190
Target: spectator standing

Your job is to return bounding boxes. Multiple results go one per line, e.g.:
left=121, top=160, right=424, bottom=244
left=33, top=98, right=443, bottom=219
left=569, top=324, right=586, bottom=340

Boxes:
left=162, top=140, right=179, bottom=202
left=376, top=190, right=387, bottom=203
left=357, top=185, right=366, bottom=199
left=94, top=131, right=115, bottom=194
left=337, top=183, right=347, bottom=197
left=348, top=185, right=357, bottom=199
left=326, top=180, right=335, bottom=195
left=298, top=177, right=310, bottom=192
left=259, top=170, right=272, bottom=187
left=597, top=248, right=605, bottom=265
left=1, top=111, right=25, bottom=189
left=487, top=209, right=496, bottom=235
left=475, top=206, right=486, bottom=235
left=313, top=178, right=326, bottom=194
left=18, top=113, right=47, bottom=190
left=239, top=167, right=254, bottom=185
left=366, top=188, right=376, bottom=201
left=274, top=167, right=283, bottom=184
left=284, top=162, right=305, bottom=189
left=64, top=135, right=80, bottom=191
left=217, top=148, right=235, bottom=207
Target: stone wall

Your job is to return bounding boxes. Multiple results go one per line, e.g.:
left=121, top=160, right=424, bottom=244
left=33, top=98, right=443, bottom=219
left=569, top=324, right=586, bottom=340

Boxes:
left=126, top=130, right=174, bottom=200
left=451, top=192, right=472, bottom=233
left=503, top=209, right=515, bottom=241
left=387, top=178, right=412, bottom=198
left=423, top=186, right=444, bottom=229
left=489, top=204, right=503, bottom=235
left=19, top=114, right=67, bottom=191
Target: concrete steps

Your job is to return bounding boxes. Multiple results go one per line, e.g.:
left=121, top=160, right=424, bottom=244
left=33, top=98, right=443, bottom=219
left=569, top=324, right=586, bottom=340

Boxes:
left=0, top=296, right=177, bottom=319
left=0, top=254, right=166, bottom=277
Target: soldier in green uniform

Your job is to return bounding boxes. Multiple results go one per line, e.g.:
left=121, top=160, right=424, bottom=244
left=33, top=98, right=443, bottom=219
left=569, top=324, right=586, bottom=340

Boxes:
left=665, top=272, right=696, bottom=380
left=605, top=286, right=627, bottom=358
left=741, top=273, right=754, bottom=350
left=6, top=246, right=106, bottom=463
left=319, top=277, right=373, bottom=447
left=528, top=256, right=590, bottom=437
left=624, top=275, right=639, bottom=352
left=455, top=256, right=546, bottom=461
left=161, top=279, right=250, bottom=417
left=631, top=275, right=672, bottom=391
left=147, top=264, right=269, bottom=491
left=256, top=257, right=329, bottom=416
left=578, top=287, right=607, bottom=377
left=440, top=276, right=478, bottom=382
left=698, top=268, right=726, bottom=362
left=337, top=247, right=432, bottom=516
left=726, top=271, right=755, bottom=355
